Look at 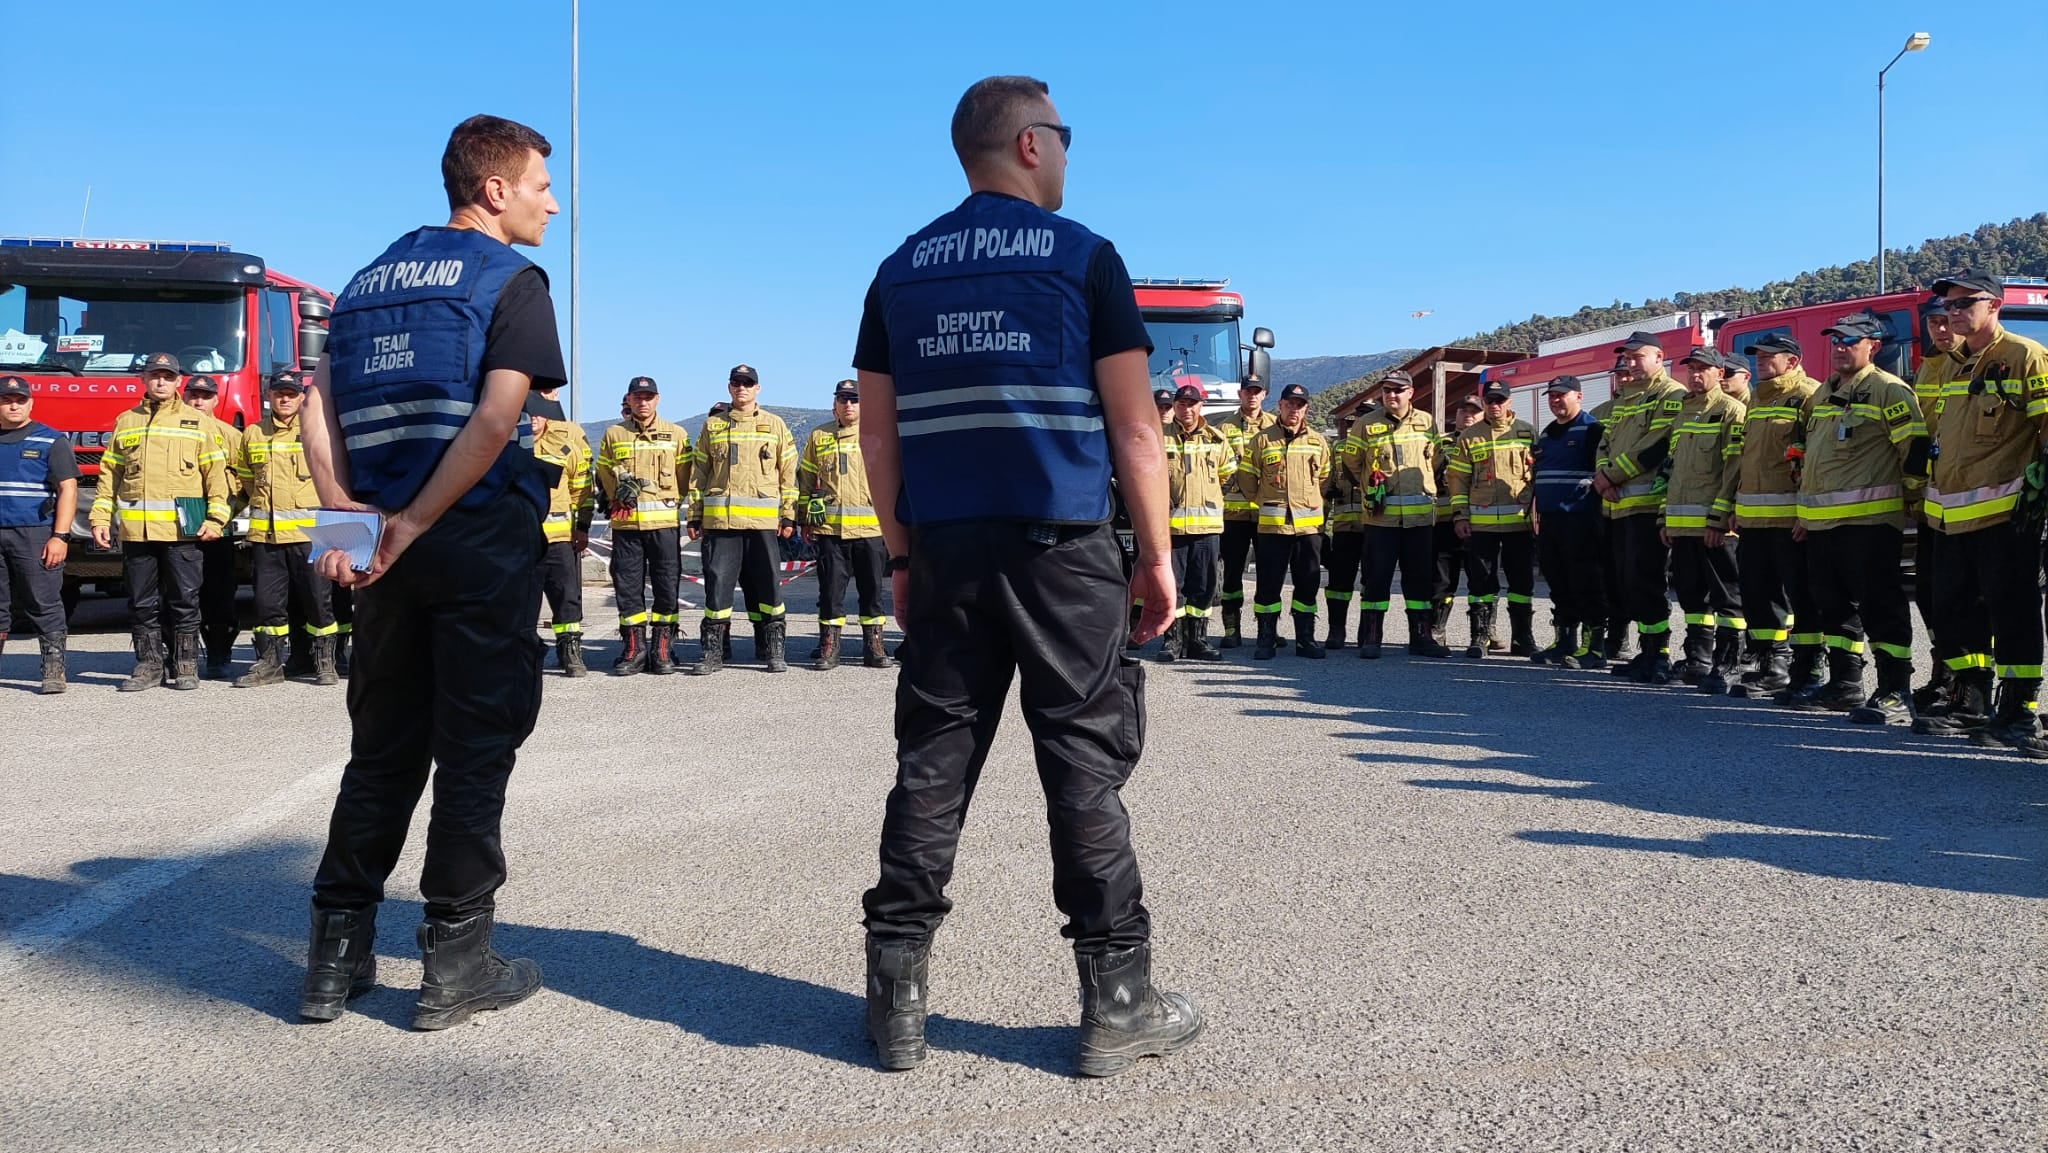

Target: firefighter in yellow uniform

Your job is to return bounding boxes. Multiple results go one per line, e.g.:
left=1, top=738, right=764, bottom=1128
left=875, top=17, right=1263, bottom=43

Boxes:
left=1214, top=378, right=1277, bottom=647
left=1659, top=349, right=1747, bottom=692
left=88, top=352, right=231, bottom=692
left=1321, top=411, right=1366, bottom=651
left=1726, top=333, right=1820, bottom=700
left=1345, top=369, right=1448, bottom=659
left=1921, top=270, right=2048, bottom=754
left=1907, top=295, right=1972, bottom=714
left=1161, top=382, right=1232, bottom=662
left=689, top=363, right=798, bottom=675
left=596, top=376, right=689, bottom=675
left=1445, top=381, right=1538, bottom=658
left=179, top=374, right=246, bottom=679
left=799, top=380, right=890, bottom=671
left=1236, top=382, right=1329, bottom=660
left=1793, top=312, right=1927, bottom=723
left=1592, top=332, right=1689, bottom=680
left=232, top=369, right=339, bottom=687
left=531, top=393, right=594, bottom=677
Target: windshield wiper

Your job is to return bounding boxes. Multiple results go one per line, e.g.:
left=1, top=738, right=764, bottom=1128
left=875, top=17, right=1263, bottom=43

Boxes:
left=10, top=357, right=84, bottom=377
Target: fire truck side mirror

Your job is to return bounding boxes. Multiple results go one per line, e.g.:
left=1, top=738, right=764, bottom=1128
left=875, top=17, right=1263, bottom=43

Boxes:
left=297, top=294, right=332, bottom=372
left=1247, top=348, right=1273, bottom=391
left=1252, top=327, right=1276, bottom=350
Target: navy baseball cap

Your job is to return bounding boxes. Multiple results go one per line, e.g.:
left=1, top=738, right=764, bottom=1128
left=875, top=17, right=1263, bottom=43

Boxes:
left=1679, top=346, right=1720, bottom=368
left=1545, top=375, right=1583, bottom=394
left=1379, top=370, right=1414, bottom=391
left=1175, top=383, right=1205, bottom=403
left=833, top=379, right=859, bottom=401
left=1482, top=381, right=1511, bottom=401
left=267, top=370, right=306, bottom=393
left=1720, top=352, right=1750, bottom=374
left=1618, top=331, right=1664, bottom=352
left=182, top=374, right=219, bottom=396
left=728, top=364, right=760, bottom=385
left=1823, top=313, right=1886, bottom=341
left=1453, top=394, right=1484, bottom=412
left=524, top=393, right=567, bottom=421
left=139, top=351, right=182, bottom=376
left=626, top=375, right=659, bottom=395
left=1153, top=388, right=1176, bottom=407
left=1930, top=269, right=2001, bottom=297
left=1744, top=332, right=1800, bottom=356
left=0, top=375, right=30, bottom=398
left=1278, top=383, right=1310, bottom=402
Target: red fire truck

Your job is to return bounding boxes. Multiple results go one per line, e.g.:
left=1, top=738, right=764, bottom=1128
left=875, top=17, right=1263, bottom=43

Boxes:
left=0, top=237, right=335, bottom=605
left=1716, top=279, right=2048, bottom=376
left=1133, top=278, right=1275, bottom=415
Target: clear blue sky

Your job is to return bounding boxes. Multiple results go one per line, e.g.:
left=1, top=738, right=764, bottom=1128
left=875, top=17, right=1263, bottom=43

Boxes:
left=6, top=1, right=2043, bottom=418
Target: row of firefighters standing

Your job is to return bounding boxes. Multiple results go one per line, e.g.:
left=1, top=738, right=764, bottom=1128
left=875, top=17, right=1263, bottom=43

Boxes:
left=1146, top=270, right=2048, bottom=758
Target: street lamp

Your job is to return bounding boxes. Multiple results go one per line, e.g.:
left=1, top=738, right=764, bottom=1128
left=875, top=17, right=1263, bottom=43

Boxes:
left=1876, top=31, right=1930, bottom=295
left=570, top=0, right=582, bottom=421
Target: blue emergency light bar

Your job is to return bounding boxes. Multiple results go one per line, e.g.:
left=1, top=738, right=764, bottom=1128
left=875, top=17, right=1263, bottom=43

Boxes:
left=0, top=237, right=233, bottom=252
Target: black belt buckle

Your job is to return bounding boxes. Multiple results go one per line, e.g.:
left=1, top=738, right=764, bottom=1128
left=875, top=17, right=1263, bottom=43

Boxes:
left=1025, top=523, right=1058, bottom=546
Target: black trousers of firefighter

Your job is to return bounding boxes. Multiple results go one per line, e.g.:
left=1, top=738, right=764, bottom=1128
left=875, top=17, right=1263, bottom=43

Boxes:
left=312, top=490, right=544, bottom=920
left=1325, top=529, right=1363, bottom=624
left=1217, top=519, right=1257, bottom=623
left=1737, top=526, right=1813, bottom=652
left=251, top=541, right=334, bottom=643
left=1535, top=510, right=1607, bottom=629
left=1253, top=531, right=1322, bottom=636
left=1668, top=535, right=1741, bottom=663
left=862, top=521, right=1151, bottom=952
left=124, top=540, right=202, bottom=633
left=0, top=526, right=66, bottom=637
left=815, top=534, right=887, bottom=627
left=1431, top=520, right=1467, bottom=612
left=610, top=527, right=679, bottom=630
left=1169, top=532, right=1220, bottom=617
left=1609, top=515, right=1670, bottom=652
left=1935, top=525, right=2043, bottom=684
left=1361, top=524, right=1434, bottom=616
left=1462, top=530, right=1535, bottom=611
left=538, top=540, right=583, bottom=637
left=198, top=536, right=237, bottom=655
left=1807, top=523, right=1910, bottom=675
left=701, top=528, right=783, bottom=628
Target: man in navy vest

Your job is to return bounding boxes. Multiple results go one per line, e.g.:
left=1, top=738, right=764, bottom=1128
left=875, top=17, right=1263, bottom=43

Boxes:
left=0, top=375, right=79, bottom=694
left=1530, top=374, right=1609, bottom=667
left=297, top=115, right=564, bottom=1031
left=853, top=75, right=1203, bottom=1077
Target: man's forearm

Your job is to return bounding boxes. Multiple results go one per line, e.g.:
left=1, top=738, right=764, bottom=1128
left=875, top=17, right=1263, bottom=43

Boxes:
left=302, top=359, right=356, bottom=508
left=855, top=370, right=908, bottom=556
left=54, top=480, right=77, bottom=535
left=1110, top=421, right=1170, bottom=561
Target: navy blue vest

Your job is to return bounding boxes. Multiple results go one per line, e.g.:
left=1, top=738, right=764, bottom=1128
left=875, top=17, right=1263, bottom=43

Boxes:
left=0, top=422, right=61, bottom=527
left=874, top=192, right=1109, bottom=525
left=1533, top=409, right=1603, bottom=515
left=327, top=227, right=546, bottom=515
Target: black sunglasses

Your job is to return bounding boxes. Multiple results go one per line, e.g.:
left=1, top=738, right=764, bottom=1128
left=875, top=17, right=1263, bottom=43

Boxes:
left=1021, top=122, right=1072, bottom=151
left=1939, top=296, right=1997, bottom=313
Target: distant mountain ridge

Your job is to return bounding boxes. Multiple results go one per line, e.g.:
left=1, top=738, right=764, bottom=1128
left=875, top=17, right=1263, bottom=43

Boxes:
left=1271, top=351, right=1417, bottom=393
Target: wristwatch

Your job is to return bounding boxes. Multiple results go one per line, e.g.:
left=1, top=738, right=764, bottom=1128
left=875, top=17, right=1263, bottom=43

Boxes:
left=886, top=554, right=911, bottom=573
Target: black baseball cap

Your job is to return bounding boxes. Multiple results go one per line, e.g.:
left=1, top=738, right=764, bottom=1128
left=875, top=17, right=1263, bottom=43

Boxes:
left=1546, top=375, right=1583, bottom=394
left=523, top=393, right=567, bottom=421
left=728, top=364, right=760, bottom=385
left=1617, top=331, right=1664, bottom=352
left=1721, top=352, right=1750, bottom=375
left=626, top=375, right=659, bottom=395
left=1174, top=383, right=1205, bottom=403
left=268, top=370, right=305, bottom=393
left=1481, top=382, right=1511, bottom=401
left=1380, top=370, right=1414, bottom=391
left=1823, top=313, right=1886, bottom=341
left=1930, top=269, right=2001, bottom=298
left=139, top=351, right=182, bottom=376
left=0, top=375, right=30, bottom=398
left=1278, top=383, right=1310, bottom=402
left=182, top=374, right=219, bottom=396
left=1153, top=388, right=1176, bottom=407
left=1744, top=332, right=1801, bottom=356
left=1918, top=294, right=1950, bottom=319
left=1453, top=394, right=1484, bottom=412
left=1240, top=376, right=1266, bottom=392
left=833, top=379, right=859, bottom=401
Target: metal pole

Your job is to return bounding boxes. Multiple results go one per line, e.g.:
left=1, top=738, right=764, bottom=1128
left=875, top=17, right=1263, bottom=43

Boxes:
left=1876, top=64, right=1887, bottom=294
left=570, top=0, right=582, bottom=422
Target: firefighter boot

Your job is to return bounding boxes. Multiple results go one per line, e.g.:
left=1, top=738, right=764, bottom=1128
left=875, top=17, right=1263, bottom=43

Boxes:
left=862, top=624, right=893, bottom=668
left=235, top=633, right=285, bottom=688
left=201, top=625, right=236, bottom=680
left=611, top=624, right=647, bottom=676
left=1156, top=615, right=1183, bottom=662
left=762, top=618, right=789, bottom=673
left=1323, top=599, right=1348, bottom=650
left=1699, top=629, right=1743, bottom=695
left=1604, top=619, right=1631, bottom=664
left=1775, top=645, right=1828, bottom=707
left=1464, top=604, right=1493, bottom=659
left=1252, top=613, right=1278, bottom=660
left=1911, top=664, right=1955, bottom=714
left=334, top=631, right=352, bottom=678
left=1914, top=669, right=1994, bottom=735
left=1807, top=648, right=1867, bottom=712
left=1535, top=621, right=1576, bottom=665
left=312, top=634, right=340, bottom=686
left=865, top=937, right=931, bottom=1071
left=1677, top=624, right=1715, bottom=685
left=1507, top=602, right=1537, bottom=657
left=558, top=632, right=588, bottom=678
left=1732, top=643, right=1791, bottom=698
left=1630, top=639, right=1672, bottom=685
left=813, top=625, right=842, bottom=671
left=283, top=631, right=314, bottom=679
left=1075, top=945, right=1204, bottom=1078
left=119, top=629, right=163, bottom=693
left=1184, top=616, right=1223, bottom=661
left=647, top=622, right=677, bottom=676
left=1569, top=625, right=1606, bottom=670
left=1293, top=613, right=1326, bottom=659
left=1430, top=599, right=1455, bottom=648
left=1968, top=679, right=2048, bottom=759
left=1357, top=610, right=1385, bottom=660
left=1409, top=610, right=1452, bottom=658
left=1849, top=655, right=1915, bottom=726
left=1488, top=605, right=1508, bottom=653
left=690, top=620, right=729, bottom=676
left=1220, top=605, right=1243, bottom=649
left=299, top=905, right=377, bottom=1022
left=38, top=633, right=67, bottom=695
left=170, top=629, right=200, bottom=691
left=412, top=911, right=543, bottom=1031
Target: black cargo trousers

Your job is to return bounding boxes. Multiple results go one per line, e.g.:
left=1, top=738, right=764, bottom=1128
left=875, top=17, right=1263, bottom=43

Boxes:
left=862, top=520, right=1151, bottom=953
left=312, top=490, right=546, bottom=920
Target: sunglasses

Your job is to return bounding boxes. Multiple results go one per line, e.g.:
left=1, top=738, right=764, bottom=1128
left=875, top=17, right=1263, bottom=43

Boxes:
left=1828, top=333, right=1875, bottom=347
left=1938, top=296, right=1996, bottom=313
left=1021, top=122, right=1073, bottom=151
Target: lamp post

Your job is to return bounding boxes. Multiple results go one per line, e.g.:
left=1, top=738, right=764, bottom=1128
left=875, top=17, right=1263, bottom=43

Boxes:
left=1877, top=32, right=1930, bottom=295
left=570, top=0, right=582, bottom=421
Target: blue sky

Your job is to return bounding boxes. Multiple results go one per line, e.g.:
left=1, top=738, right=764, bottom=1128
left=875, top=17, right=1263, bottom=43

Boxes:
left=6, top=1, right=2043, bottom=418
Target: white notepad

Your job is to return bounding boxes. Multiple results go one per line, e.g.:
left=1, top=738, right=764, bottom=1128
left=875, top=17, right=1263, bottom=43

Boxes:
left=303, top=510, right=385, bottom=572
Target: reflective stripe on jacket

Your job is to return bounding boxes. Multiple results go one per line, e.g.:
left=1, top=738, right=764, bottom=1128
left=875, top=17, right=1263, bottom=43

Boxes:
left=1926, top=326, right=2048, bottom=533
left=88, top=399, right=231, bottom=541
left=1798, top=363, right=1925, bottom=530
left=596, top=417, right=688, bottom=530
left=1446, top=415, right=1535, bottom=531
left=798, top=421, right=880, bottom=538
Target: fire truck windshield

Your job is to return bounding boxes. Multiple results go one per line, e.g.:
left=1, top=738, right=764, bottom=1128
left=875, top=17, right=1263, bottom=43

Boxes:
left=0, top=283, right=245, bottom=375
left=1145, top=318, right=1240, bottom=394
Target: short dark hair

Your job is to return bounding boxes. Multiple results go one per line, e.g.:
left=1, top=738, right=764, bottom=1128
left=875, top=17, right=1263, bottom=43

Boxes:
left=442, top=115, right=552, bottom=212
left=950, top=76, right=1051, bottom=166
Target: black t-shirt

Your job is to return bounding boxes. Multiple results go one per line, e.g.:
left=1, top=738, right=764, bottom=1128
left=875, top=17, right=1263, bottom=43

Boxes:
left=0, top=421, right=80, bottom=486
left=851, top=241, right=1153, bottom=375
left=481, top=267, right=567, bottom=391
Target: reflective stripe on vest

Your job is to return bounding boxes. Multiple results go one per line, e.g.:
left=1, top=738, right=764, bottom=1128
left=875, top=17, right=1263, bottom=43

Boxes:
left=0, top=424, right=59, bottom=526
left=1798, top=483, right=1904, bottom=521
left=876, top=192, right=1108, bottom=524
left=1924, top=476, right=2026, bottom=528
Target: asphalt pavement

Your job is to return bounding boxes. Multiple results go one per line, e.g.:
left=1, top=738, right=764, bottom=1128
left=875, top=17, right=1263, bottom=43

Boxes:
left=0, top=573, right=2041, bottom=1152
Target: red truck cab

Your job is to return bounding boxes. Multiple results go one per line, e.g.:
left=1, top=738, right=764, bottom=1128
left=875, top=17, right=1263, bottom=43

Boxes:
left=1132, top=278, right=1275, bottom=416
